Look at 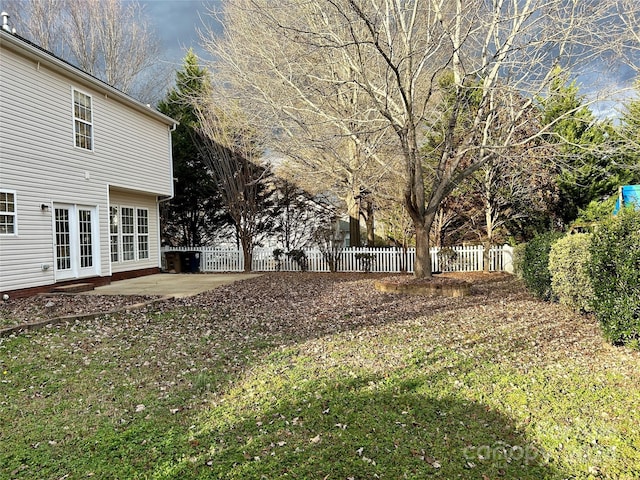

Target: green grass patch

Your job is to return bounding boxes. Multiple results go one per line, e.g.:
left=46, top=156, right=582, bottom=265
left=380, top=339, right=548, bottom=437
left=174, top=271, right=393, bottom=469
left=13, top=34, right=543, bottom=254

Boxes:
left=1, top=276, right=639, bottom=479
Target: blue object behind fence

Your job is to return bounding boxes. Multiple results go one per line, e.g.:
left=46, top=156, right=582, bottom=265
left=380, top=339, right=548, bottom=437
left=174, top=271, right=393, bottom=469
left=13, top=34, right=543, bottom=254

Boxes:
left=614, top=185, right=640, bottom=214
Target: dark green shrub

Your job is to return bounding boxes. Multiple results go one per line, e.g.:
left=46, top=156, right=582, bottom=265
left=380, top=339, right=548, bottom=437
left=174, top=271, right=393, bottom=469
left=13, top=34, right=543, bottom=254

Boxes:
left=355, top=252, right=376, bottom=273
left=548, top=233, right=593, bottom=312
left=521, top=231, right=564, bottom=300
left=512, top=243, right=527, bottom=279
left=588, top=208, right=640, bottom=348
left=272, top=248, right=284, bottom=272
left=287, top=249, right=308, bottom=272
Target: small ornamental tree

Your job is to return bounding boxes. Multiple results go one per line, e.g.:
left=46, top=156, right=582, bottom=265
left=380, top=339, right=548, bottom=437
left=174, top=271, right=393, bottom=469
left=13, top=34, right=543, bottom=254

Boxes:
left=588, top=208, right=640, bottom=348
left=314, top=222, right=345, bottom=273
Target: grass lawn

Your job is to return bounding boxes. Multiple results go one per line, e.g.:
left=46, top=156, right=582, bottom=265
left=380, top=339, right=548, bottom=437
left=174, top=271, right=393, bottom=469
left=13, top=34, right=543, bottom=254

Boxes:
left=1, top=273, right=639, bottom=479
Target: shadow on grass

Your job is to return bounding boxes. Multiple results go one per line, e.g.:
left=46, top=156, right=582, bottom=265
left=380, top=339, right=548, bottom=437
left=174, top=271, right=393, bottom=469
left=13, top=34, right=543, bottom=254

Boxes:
left=149, top=364, right=568, bottom=479
left=0, top=274, right=574, bottom=479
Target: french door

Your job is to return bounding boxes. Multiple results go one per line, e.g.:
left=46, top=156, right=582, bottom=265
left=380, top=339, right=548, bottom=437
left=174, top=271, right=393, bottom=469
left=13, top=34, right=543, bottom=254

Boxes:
left=54, top=204, right=99, bottom=280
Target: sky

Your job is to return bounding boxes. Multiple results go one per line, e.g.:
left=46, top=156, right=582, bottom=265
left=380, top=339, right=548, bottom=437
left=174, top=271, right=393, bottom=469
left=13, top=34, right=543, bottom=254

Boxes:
left=137, top=0, right=636, bottom=119
left=140, top=0, right=223, bottom=68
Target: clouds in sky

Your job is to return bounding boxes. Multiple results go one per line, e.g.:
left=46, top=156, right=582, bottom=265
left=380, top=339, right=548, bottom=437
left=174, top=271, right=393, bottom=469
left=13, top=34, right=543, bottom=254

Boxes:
left=138, top=0, right=637, bottom=117
left=140, top=0, right=222, bottom=67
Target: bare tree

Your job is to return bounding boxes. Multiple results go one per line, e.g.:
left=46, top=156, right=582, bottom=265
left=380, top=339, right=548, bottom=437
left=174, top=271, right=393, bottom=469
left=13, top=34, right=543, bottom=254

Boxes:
left=272, top=178, right=336, bottom=251
left=193, top=101, right=278, bottom=272
left=2, top=0, right=66, bottom=50
left=4, top=0, right=164, bottom=97
left=205, top=0, right=638, bottom=278
left=610, top=0, right=640, bottom=75
left=313, top=219, right=346, bottom=273
left=203, top=1, right=399, bottom=248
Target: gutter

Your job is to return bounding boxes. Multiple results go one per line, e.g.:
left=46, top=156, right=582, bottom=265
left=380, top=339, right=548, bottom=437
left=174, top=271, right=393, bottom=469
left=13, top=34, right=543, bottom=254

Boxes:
left=159, top=122, right=177, bottom=204
left=157, top=123, right=177, bottom=263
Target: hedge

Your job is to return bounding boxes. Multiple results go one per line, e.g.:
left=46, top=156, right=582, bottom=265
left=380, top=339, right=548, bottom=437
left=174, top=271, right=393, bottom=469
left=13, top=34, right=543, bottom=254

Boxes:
left=548, top=233, right=593, bottom=313
left=588, top=207, right=640, bottom=348
left=521, top=231, right=564, bottom=300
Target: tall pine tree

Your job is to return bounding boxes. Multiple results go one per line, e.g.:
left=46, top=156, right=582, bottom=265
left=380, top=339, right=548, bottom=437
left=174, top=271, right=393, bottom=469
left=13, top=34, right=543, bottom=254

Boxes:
left=158, top=50, right=229, bottom=246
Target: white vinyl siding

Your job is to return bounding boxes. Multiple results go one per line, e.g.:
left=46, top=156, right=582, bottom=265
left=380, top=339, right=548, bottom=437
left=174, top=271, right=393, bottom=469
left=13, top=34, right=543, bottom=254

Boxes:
left=0, top=35, right=172, bottom=292
left=73, top=89, right=93, bottom=150
left=0, top=190, right=17, bottom=235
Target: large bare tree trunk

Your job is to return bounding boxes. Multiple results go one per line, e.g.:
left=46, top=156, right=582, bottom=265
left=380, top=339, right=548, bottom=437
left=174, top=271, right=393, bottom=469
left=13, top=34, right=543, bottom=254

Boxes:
left=345, top=194, right=361, bottom=247
left=364, top=199, right=375, bottom=247
left=483, top=174, right=494, bottom=273
left=414, top=223, right=432, bottom=279
left=240, top=235, right=253, bottom=273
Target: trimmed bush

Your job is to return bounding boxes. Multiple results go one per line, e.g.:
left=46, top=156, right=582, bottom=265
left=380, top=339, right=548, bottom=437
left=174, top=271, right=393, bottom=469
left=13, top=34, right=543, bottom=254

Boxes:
left=521, top=231, right=564, bottom=300
left=588, top=208, right=640, bottom=348
left=512, top=243, right=527, bottom=279
left=548, top=233, right=593, bottom=312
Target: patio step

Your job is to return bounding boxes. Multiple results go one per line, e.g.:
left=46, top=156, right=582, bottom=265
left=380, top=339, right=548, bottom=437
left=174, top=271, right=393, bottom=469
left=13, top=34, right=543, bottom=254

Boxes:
left=51, top=283, right=95, bottom=294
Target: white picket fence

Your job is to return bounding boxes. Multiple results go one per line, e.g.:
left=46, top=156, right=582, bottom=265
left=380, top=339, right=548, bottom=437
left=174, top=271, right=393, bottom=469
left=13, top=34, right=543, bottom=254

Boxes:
left=162, top=244, right=514, bottom=274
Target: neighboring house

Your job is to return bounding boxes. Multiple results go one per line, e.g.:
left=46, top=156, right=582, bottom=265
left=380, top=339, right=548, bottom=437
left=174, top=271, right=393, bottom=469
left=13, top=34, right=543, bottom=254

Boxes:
left=0, top=24, right=176, bottom=297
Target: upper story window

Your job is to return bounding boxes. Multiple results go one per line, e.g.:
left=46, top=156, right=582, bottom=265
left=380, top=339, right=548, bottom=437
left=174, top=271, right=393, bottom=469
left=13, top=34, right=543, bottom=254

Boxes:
left=73, top=89, right=93, bottom=150
left=0, top=190, right=17, bottom=235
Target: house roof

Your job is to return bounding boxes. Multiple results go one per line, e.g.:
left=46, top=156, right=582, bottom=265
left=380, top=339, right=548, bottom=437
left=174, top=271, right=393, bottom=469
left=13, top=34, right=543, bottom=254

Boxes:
left=0, top=29, right=177, bottom=127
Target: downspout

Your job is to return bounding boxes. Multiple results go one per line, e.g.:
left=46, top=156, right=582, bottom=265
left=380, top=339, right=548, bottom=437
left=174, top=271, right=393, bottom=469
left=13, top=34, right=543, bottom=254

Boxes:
left=157, top=123, right=177, bottom=268
left=159, top=122, right=177, bottom=203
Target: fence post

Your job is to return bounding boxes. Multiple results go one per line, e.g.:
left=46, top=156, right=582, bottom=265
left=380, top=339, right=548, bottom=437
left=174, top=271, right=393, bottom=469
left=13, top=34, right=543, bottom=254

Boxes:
left=502, top=244, right=514, bottom=273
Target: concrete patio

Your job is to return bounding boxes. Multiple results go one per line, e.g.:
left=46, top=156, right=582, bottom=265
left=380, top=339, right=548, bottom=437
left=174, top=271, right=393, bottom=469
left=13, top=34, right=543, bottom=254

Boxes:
left=84, top=273, right=262, bottom=298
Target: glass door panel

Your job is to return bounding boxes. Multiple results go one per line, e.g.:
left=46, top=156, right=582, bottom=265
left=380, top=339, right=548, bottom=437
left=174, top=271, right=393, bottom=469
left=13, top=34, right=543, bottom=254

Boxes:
left=55, top=207, right=73, bottom=279
left=54, top=205, right=98, bottom=280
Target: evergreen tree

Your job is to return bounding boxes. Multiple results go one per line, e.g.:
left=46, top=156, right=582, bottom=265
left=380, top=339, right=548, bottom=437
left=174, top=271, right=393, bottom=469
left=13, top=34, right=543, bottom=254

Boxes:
left=157, top=51, right=229, bottom=246
left=616, top=81, right=640, bottom=185
left=539, top=71, right=625, bottom=224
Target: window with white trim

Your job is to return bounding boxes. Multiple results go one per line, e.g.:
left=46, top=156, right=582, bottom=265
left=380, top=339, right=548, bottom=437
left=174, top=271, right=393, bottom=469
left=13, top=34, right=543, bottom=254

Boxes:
left=0, top=190, right=17, bottom=235
left=121, top=207, right=135, bottom=261
left=73, top=89, right=93, bottom=150
left=110, top=206, right=151, bottom=263
left=137, top=208, right=149, bottom=260
left=109, top=206, right=119, bottom=262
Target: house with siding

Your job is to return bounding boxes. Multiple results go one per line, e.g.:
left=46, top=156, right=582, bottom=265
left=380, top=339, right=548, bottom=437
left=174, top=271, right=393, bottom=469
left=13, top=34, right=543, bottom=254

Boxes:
left=0, top=24, right=176, bottom=297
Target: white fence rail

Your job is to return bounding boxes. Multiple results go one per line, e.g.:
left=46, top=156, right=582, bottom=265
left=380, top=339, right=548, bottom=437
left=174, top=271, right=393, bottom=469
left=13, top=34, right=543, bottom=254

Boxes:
left=162, top=245, right=514, bottom=274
